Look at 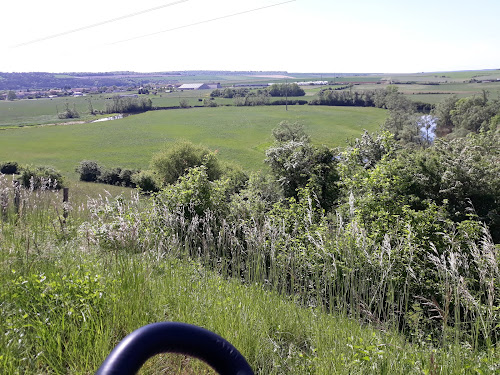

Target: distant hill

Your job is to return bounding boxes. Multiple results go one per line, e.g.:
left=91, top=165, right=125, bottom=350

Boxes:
left=1, top=69, right=498, bottom=91
left=0, top=71, right=290, bottom=90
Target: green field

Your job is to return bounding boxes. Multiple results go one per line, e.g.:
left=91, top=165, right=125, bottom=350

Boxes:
left=0, top=90, right=315, bottom=128
left=0, top=105, right=386, bottom=178
left=2, top=70, right=499, bottom=128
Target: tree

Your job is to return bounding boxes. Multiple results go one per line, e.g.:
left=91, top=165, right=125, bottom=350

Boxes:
left=7, top=91, right=17, bottom=101
left=58, top=102, right=80, bottom=119
left=268, top=83, right=305, bottom=97
left=432, top=95, right=458, bottom=136
left=431, top=93, right=500, bottom=137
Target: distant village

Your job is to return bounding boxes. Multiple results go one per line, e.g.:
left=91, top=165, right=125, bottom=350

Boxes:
left=2, top=76, right=499, bottom=101
left=0, top=80, right=334, bottom=100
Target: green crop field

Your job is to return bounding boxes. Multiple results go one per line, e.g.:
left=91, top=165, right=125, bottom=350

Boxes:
left=0, top=95, right=110, bottom=127
left=0, top=105, right=386, bottom=178
left=0, top=89, right=318, bottom=128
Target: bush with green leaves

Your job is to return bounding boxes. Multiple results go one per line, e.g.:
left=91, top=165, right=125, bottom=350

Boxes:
left=0, top=161, right=19, bottom=174
left=105, top=96, right=152, bottom=113
left=268, top=83, right=305, bottom=97
left=17, top=165, right=64, bottom=190
left=76, top=160, right=102, bottom=182
left=76, top=161, right=137, bottom=187
left=118, top=168, right=135, bottom=187
left=131, top=170, right=159, bottom=193
left=98, top=167, right=123, bottom=186
left=310, top=89, right=375, bottom=107
left=58, top=103, right=80, bottom=119
left=150, top=141, right=223, bottom=186
left=156, top=165, right=228, bottom=220
left=265, top=121, right=339, bottom=210
left=432, top=92, right=500, bottom=137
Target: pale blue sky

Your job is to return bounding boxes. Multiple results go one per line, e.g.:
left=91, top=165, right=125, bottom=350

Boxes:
left=2, top=0, right=499, bottom=73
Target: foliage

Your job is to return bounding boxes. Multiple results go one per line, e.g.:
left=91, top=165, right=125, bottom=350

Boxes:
left=17, top=165, right=64, bottom=189
left=210, top=87, right=249, bottom=98
left=342, top=130, right=399, bottom=170
left=156, top=165, right=228, bottom=220
left=266, top=129, right=315, bottom=197
left=431, top=92, right=500, bottom=137
left=431, top=95, right=458, bottom=136
left=76, top=160, right=137, bottom=187
left=150, top=141, right=223, bottom=186
left=338, top=130, right=500, bottom=241
left=270, top=99, right=308, bottom=105
left=58, top=102, right=80, bottom=119
left=268, top=83, right=305, bottom=97
left=203, top=98, right=218, bottom=107
left=272, top=120, right=310, bottom=142
left=375, top=86, right=439, bottom=146
left=0, top=161, right=18, bottom=174
left=76, top=160, right=102, bottom=182
left=242, top=93, right=271, bottom=106
left=265, top=121, right=339, bottom=209
left=98, top=167, right=124, bottom=186
left=7, top=90, right=17, bottom=101
left=131, top=170, right=159, bottom=193
left=105, top=95, right=152, bottom=113
left=310, top=88, right=376, bottom=107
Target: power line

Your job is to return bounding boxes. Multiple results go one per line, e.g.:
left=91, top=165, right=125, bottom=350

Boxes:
left=12, top=0, right=189, bottom=48
left=111, top=0, right=296, bottom=45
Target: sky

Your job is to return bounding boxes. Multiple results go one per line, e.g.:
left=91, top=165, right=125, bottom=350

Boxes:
left=2, top=0, right=500, bottom=74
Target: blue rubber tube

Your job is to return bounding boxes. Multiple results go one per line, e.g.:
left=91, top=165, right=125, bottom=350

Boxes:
left=96, top=322, right=254, bottom=375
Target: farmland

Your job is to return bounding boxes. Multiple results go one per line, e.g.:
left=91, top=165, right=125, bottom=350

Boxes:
left=0, top=105, right=386, bottom=177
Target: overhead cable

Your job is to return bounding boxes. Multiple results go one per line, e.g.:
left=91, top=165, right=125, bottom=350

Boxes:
left=12, top=0, right=189, bottom=48
left=111, top=0, right=296, bottom=45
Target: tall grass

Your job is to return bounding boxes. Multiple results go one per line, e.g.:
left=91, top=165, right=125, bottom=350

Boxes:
left=1, top=175, right=500, bottom=373
left=79, top=179, right=500, bottom=348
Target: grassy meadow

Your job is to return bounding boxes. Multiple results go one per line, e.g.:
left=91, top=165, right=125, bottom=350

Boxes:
left=0, top=105, right=386, bottom=178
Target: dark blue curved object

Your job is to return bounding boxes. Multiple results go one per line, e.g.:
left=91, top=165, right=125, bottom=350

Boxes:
left=96, top=322, right=254, bottom=375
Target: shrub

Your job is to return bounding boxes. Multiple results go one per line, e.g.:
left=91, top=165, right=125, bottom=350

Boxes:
left=203, top=98, right=218, bottom=107
left=156, top=165, right=228, bottom=219
left=98, top=168, right=122, bottom=185
left=0, top=161, right=19, bottom=174
left=150, top=141, right=223, bottom=186
left=268, top=83, right=305, bottom=97
left=105, top=96, right=152, bottom=113
left=58, top=103, right=80, bottom=119
left=270, top=99, right=308, bottom=106
left=18, top=165, right=64, bottom=189
left=119, top=168, right=136, bottom=187
left=76, top=160, right=102, bottom=182
left=131, top=170, right=159, bottom=193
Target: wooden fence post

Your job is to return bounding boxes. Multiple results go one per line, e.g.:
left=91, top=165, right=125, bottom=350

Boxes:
left=13, top=182, right=20, bottom=215
left=63, top=187, right=69, bottom=221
